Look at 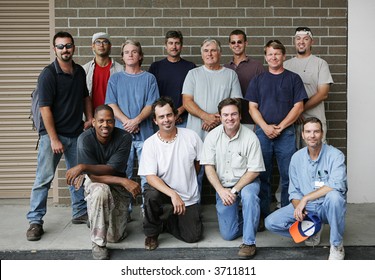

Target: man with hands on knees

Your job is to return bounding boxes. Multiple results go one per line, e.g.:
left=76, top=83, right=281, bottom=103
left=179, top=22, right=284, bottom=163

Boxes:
left=66, top=105, right=141, bottom=260
left=265, top=117, right=347, bottom=260
left=200, top=98, right=265, bottom=259
left=138, top=97, right=203, bottom=251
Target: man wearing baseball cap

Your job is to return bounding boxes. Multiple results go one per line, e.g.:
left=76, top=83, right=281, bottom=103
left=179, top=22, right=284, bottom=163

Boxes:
left=83, top=32, right=123, bottom=111
left=284, top=27, right=334, bottom=148
left=265, top=117, right=347, bottom=260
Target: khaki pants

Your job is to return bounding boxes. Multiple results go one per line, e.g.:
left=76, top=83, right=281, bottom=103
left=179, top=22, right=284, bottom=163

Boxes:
left=85, top=182, right=130, bottom=247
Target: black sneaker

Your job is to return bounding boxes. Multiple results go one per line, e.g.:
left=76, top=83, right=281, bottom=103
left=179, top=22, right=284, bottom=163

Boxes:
left=26, top=223, right=44, bottom=241
left=72, top=213, right=88, bottom=224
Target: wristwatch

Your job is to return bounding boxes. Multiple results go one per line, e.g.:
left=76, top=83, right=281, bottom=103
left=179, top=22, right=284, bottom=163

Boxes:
left=230, top=188, right=238, bottom=195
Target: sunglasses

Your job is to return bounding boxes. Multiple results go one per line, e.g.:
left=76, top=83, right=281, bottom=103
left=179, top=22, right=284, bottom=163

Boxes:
left=55, top=43, right=74, bottom=50
left=94, top=40, right=110, bottom=46
left=230, top=40, right=243, bottom=45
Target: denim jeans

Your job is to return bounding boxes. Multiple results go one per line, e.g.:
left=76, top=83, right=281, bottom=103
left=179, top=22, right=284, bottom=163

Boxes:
left=265, top=190, right=347, bottom=246
left=215, top=179, right=260, bottom=245
left=255, top=125, right=296, bottom=217
left=125, top=140, right=146, bottom=188
left=27, top=134, right=86, bottom=224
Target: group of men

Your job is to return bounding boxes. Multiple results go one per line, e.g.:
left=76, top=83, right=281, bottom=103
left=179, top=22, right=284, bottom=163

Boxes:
left=25, top=27, right=347, bottom=261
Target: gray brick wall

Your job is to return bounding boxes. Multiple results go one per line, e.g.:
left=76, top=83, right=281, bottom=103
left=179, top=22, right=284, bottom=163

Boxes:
left=54, top=0, right=348, bottom=204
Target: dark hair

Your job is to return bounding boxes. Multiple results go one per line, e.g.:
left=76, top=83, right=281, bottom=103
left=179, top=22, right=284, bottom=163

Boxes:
left=165, top=30, right=183, bottom=45
left=264, top=39, right=286, bottom=55
left=229, top=29, right=247, bottom=42
left=303, top=117, right=323, bottom=132
left=121, top=39, right=144, bottom=66
left=53, top=31, right=74, bottom=46
left=218, top=98, right=241, bottom=115
left=94, top=104, right=114, bottom=119
left=151, top=96, right=178, bottom=120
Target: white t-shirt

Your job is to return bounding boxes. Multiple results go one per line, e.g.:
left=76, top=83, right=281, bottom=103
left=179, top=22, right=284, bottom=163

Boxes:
left=138, top=128, right=203, bottom=206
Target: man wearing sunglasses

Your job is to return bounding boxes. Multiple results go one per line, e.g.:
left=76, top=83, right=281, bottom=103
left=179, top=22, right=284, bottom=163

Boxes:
left=284, top=27, right=334, bottom=148
left=26, top=31, right=93, bottom=241
left=224, top=30, right=265, bottom=131
left=83, top=32, right=123, bottom=111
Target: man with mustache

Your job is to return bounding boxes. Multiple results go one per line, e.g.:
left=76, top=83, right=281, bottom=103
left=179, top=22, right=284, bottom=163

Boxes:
left=26, top=31, right=93, bottom=242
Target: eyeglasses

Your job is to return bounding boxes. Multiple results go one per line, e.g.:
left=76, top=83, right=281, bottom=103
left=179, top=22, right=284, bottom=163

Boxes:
left=55, top=43, right=74, bottom=50
left=230, top=40, right=243, bottom=45
left=94, top=40, right=110, bottom=46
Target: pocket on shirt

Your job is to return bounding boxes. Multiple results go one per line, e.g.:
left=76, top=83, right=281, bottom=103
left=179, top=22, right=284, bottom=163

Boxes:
left=231, top=153, right=247, bottom=177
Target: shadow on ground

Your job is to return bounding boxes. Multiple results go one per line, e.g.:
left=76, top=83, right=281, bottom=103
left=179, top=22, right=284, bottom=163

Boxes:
left=1, top=246, right=374, bottom=260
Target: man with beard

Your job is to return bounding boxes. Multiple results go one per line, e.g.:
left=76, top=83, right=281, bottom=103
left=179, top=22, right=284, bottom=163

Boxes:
left=83, top=32, right=123, bottom=111
left=138, top=97, right=203, bottom=250
left=26, top=31, right=93, bottom=241
left=284, top=27, right=333, bottom=147
left=149, top=31, right=196, bottom=128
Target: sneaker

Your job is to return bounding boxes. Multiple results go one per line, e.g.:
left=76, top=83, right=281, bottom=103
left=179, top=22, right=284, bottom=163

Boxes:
left=328, top=244, right=345, bottom=260
left=72, top=213, right=88, bottom=224
left=238, top=244, right=256, bottom=259
left=144, top=235, right=159, bottom=251
left=92, top=242, right=109, bottom=260
left=305, top=224, right=324, bottom=247
left=26, top=223, right=44, bottom=241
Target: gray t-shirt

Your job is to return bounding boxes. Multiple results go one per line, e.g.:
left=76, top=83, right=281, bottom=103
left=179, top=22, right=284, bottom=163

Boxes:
left=182, top=66, right=242, bottom=140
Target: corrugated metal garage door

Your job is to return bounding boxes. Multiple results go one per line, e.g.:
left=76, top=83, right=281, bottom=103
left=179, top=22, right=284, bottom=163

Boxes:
left=0, top=0, right=53, bottom=198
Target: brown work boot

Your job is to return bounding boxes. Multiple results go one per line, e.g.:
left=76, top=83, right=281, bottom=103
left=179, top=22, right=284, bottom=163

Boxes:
left=144, top=235, right=159, bottom=251
left=26, top=223, right=44, bottom=241
left=238, top=244, right=256, bottom=259
left=72, top=213, right=88, bottom=224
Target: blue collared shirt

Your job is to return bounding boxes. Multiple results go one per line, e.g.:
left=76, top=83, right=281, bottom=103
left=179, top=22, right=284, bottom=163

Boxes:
left=288, top=144, right=347, bottom=204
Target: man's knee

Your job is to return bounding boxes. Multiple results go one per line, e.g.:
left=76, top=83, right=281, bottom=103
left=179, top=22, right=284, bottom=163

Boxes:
left=325, top=190, right=346, bottom=207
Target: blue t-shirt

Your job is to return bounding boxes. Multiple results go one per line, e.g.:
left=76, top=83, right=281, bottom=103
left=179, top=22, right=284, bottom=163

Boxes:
left=149, top=58, right=195, bottom=119
left=245, top=69, right=308, bottom=124
left=105, top=71, right=160, bottom=141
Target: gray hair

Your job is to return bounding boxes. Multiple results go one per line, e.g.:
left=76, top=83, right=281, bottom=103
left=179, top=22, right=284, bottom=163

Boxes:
left=200, top=38, right=221, bottom=54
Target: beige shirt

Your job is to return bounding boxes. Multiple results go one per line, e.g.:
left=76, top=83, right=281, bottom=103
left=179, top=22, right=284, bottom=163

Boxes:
left=200, top=124, right=265, bottom=187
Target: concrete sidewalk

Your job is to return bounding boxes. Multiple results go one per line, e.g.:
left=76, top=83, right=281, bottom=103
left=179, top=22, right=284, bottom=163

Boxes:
left=1, top=198, right=374, bottom=254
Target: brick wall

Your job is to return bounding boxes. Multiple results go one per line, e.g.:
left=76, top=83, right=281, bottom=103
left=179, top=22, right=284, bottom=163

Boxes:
left=54, top=0, right=348, bottom=204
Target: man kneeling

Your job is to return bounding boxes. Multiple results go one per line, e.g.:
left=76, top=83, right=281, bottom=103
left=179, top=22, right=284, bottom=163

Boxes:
left=138, top=97, right=203, bottom=250
left=66, top=105, right=140, bottom=260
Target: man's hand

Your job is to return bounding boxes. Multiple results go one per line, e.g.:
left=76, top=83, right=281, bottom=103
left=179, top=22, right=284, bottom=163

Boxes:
left=123, top=119, right=140, bottom=134
left=121, top=179, right=141, bottom=199
left=263, top=124, right=281, bottom=139
left=51, top=138, right=64, bottom=154
left=66, top=164, right=84, bottom=188
left=293, top=198, right=307, bottom=221
left=170, top=192, right=186, bottom=215
left=201, top=113, right=220, bottom=131
left=217, top=187, right=237, bottom=206
left=83, top=119, right=92, bottom=131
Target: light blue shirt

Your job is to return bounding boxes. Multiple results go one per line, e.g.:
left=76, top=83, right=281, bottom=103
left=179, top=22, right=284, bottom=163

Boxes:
left=288, top=144, right=347, bottom=205
left=105, top=71, right=159, bottom=141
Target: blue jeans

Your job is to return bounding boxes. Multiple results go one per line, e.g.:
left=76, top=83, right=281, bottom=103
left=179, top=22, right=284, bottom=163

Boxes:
left=215, top=179, right=260, bottom=245
left=255, top=125, right=296, bottom=217
left=125, top=140, right=146, bottom=188
left=265, top=190, right=347, bottom=246
left=27, top=134, right=86, bottom=224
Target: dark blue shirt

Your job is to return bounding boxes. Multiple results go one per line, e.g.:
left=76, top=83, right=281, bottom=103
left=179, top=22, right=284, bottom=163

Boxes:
left=149, top=58, right=195, bottom=115
left=38, top=59, right=89, bottom=137
left=245, top=69, right=308, bottom=124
